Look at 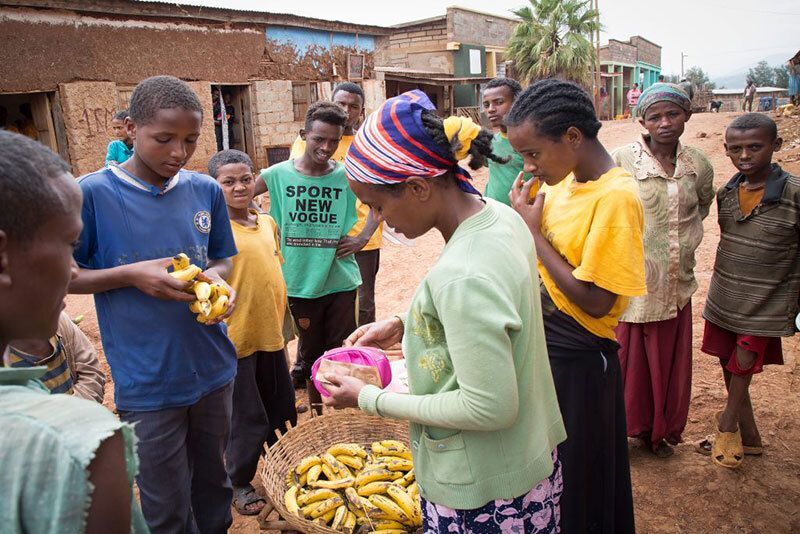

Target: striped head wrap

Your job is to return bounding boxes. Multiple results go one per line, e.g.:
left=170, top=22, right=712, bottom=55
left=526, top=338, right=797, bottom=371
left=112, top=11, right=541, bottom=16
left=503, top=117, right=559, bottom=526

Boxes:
left=636, top=83, right=691, bottom=118
left=345, top=90, right=480, bottom=194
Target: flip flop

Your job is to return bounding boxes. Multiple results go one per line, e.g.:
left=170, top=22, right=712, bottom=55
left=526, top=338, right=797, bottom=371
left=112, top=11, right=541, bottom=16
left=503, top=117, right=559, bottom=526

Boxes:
left=233, top=485, right=266, bottom=516
left=696, top=435, right=763, bottom=456
left=711, top=411, right=743, bottom=469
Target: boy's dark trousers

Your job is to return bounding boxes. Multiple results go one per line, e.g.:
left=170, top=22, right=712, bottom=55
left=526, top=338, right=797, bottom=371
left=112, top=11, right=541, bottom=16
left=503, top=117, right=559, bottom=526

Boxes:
left=119, top=382, right=234, bottom=534
left=226, top=349, right=298, bottom=487
left=355, top=249, right=380, bottom=326
left=288, top=289, right=358, bottom=382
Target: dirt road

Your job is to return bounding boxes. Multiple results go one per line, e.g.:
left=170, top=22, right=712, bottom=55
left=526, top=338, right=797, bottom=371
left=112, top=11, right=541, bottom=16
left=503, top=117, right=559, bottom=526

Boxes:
left=66, top=111, right=800, bottom=533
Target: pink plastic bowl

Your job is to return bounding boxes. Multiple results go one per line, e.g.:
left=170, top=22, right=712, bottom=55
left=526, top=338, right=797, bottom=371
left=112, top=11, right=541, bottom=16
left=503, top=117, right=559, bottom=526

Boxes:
left=311, top=346, right=392, bottom=397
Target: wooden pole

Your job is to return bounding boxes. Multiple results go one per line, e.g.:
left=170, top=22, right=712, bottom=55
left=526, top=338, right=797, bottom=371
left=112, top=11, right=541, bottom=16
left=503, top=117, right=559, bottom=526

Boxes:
left=594, top=0, right=601, bottom=115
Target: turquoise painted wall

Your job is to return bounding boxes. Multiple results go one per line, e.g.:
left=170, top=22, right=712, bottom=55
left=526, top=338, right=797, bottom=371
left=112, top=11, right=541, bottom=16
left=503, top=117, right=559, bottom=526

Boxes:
left=266, top=26, right=375, bottom=51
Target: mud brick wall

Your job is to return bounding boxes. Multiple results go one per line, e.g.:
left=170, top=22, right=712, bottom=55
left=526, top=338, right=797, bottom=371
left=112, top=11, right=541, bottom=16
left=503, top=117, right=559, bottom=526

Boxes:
left=259, top=40, right=376, bottom=82
left=362, top=79, right=387, bottom=117
left=251, top=80, right=302, bottom=167
left=374, top=19, right=452, bottom=74
left=58, top=82, right=119, bottom=177
left=183, top=82, right=219, bottom=174
left=0, top=7, right=265, bottom=93
left=600, top=40, right=638, bottom=65
left=448, top=8, right=516, bottom=48
left=58, top=81, right=217, bottom=177
left=630, top=36, right=661, bottom=67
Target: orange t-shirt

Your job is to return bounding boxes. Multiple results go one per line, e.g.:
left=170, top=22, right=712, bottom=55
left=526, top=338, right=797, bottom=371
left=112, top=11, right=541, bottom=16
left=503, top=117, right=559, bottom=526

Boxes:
left=738, top=185, right=765, bottom=216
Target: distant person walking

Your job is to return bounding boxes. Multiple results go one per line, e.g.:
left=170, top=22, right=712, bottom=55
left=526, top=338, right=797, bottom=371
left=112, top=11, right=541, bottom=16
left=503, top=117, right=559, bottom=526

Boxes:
left=742, top=80, right=757, bottom=112
left=627, top=83, right=642, bottom=121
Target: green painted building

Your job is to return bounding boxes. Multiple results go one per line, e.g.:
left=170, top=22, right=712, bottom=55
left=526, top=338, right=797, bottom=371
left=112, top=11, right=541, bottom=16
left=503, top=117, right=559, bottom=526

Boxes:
left=599, top=35, right=662, bottom=120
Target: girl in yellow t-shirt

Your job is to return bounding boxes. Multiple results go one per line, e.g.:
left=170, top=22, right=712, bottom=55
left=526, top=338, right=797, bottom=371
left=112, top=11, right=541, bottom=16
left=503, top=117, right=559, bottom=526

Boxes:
left=506, top=79, right=646, bottom=534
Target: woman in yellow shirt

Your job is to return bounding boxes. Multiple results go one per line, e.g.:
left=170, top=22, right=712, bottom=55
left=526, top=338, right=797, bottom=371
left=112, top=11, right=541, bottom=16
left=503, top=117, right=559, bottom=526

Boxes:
left=507, top=79, right=646, bottom=534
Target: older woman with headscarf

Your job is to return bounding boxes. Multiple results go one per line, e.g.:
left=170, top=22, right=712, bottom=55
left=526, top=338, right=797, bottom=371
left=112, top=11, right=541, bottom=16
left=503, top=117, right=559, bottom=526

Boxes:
left=611, top=83, right=716, bottom=457
left=321, top=90, right=566, bottom=533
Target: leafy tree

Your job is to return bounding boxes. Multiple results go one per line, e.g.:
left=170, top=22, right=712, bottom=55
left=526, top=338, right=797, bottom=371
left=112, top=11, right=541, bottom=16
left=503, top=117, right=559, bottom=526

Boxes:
left=663, top=74, right=680, bottom=83
left=747, top=60, right=775, bottom=86
left=507, top=0, right=600, bottom=85
left=684, top=66, right=716, bottom=89
left=774, top=64, right=789, bottom=88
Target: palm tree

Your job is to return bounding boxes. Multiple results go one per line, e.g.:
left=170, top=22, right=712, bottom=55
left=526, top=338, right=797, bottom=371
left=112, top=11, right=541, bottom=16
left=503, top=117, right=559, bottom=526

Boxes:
left=507, top=0, right=600, bottom=85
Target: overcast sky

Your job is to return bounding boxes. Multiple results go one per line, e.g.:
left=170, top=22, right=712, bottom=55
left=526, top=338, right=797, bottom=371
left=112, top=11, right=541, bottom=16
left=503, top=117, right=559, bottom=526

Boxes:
left=168, top=0, right=798, bottom=78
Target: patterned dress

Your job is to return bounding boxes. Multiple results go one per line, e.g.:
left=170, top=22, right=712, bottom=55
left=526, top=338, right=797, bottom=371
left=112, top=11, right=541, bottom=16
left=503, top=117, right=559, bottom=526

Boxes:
left=421, top=451, right=563, bottom=534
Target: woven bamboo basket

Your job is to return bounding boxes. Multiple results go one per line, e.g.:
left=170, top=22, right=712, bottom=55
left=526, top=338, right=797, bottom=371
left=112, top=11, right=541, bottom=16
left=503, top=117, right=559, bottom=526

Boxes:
left=260, top=408, right=410, bottom=533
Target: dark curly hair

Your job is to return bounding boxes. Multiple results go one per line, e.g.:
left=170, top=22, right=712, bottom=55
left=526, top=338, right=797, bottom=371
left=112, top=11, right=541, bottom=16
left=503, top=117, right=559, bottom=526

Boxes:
left=420, top=111, right=509, bottom=170
left=128, top=76, right=203, bottom=125
left=485, top=77, right=523, bottom=100
left=332, top=82, right=364, bottom=103
left=505, top=78, right=601, bottom=140
left=0, top=130, right=72, bottom=244
left=208, top=149, right=254, bottom=178
left=304, top=101, right=348, bottom=130
left=113, top=109, right=129, bottom=121
left=727, top=112, right=778, bottom=140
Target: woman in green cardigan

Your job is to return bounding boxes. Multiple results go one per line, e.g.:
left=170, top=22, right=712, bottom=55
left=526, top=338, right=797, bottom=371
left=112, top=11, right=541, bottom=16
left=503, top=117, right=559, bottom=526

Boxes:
left=323, top=90, right=566, bottom=533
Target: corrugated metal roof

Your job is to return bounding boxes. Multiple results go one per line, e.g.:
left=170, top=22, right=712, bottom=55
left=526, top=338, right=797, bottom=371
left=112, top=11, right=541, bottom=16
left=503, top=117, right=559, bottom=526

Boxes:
left=713, top=87, right=788, bottom=95
left=2, top=0, right=392, bottom=34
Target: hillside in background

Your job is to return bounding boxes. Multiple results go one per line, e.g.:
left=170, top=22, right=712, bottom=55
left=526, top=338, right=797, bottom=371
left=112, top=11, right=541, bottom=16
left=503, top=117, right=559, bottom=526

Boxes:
left=712, top=52, right=792, bottom=89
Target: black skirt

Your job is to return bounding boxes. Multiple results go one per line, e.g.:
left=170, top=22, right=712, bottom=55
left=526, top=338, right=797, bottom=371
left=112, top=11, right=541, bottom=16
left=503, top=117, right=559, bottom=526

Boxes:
left=548, top=344, right=636, bottom=534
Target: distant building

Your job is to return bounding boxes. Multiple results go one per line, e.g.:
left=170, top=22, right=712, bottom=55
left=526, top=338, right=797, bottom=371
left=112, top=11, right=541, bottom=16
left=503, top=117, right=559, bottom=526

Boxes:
left=0, top=1, right=520, bottom=174
left=598, top=36, right=662, bottom=119
left=374, top=7, right=518, bottom=118
left=0, top=0, right=389, bottom=174
left=712, top=87, right=788, bottom=112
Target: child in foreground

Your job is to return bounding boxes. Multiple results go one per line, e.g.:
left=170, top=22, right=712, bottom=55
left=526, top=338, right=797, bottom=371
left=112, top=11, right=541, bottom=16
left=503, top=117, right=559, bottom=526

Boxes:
left=287, top=82, right=382, bottom=326
left=325, top=90, right=566, bottom=533
left=105, top=110, right=134, bottom=166
left=613, top=83, right=715, bottom=457
left=255, top=102, right=362, bottom=414
left=0, top=129, right=146, bottom=532
left=699, top=113, right=800, bottom=468
left=6, top=311, right=106, bottom=402
left=508, top=79, right=645, bottom=533
left=209, top=149, right=297, bottom=515
left=71, top=75, right=239, bottom=533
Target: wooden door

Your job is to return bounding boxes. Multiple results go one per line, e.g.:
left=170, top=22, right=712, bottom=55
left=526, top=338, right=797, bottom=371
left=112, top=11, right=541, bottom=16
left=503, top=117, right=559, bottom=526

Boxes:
left=30, top=93, right=57, bottom=153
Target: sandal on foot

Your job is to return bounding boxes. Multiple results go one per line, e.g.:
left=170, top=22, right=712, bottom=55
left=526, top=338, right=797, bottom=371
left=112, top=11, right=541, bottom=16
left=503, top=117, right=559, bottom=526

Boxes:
left=696, top=435, right=763, bottom=457
left=653, top=440, right=674, bottom=458
left=711, top=412, right=743, bottom=469
left=233, top=485, right=266, bottom=516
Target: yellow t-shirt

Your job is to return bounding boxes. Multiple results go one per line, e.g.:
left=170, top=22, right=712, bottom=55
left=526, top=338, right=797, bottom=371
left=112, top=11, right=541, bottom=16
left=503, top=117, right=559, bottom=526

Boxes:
left=538, top=167, right=647, bottom=340
left=225, top=212, right=287, bottom=357
left=290, top=134, right=382, bottom=250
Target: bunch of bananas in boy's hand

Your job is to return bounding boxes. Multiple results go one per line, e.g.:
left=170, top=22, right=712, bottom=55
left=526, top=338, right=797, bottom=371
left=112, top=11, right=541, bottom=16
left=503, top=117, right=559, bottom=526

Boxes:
left=169, top=253, right=231, bottom=323
left=284, top=440, right=422, bottom=533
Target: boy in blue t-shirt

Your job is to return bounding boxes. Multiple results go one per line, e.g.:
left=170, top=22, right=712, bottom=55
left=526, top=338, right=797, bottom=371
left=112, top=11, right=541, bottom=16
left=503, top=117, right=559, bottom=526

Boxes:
left=253, top=101, right=361, bottom=414
left=71, top=76, right=239, bottom=533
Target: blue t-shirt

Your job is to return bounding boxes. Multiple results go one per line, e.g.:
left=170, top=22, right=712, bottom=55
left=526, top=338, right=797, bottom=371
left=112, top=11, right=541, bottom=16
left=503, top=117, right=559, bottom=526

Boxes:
left=104, top=140, right=134, bottom=166
left=74, top=166, right=238, bottom=411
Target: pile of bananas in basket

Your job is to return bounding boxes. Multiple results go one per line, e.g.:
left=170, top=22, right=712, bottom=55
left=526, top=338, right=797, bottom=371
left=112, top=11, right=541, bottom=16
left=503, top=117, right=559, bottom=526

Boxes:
left=284, top=440, right=422, bottom=533
left=168, top=253, right=230, bottom=323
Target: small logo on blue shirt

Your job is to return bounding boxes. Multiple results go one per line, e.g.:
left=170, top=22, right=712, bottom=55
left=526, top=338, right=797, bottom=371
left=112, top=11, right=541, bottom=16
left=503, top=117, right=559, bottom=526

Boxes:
left=194, top=211, right=211, bottom=233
